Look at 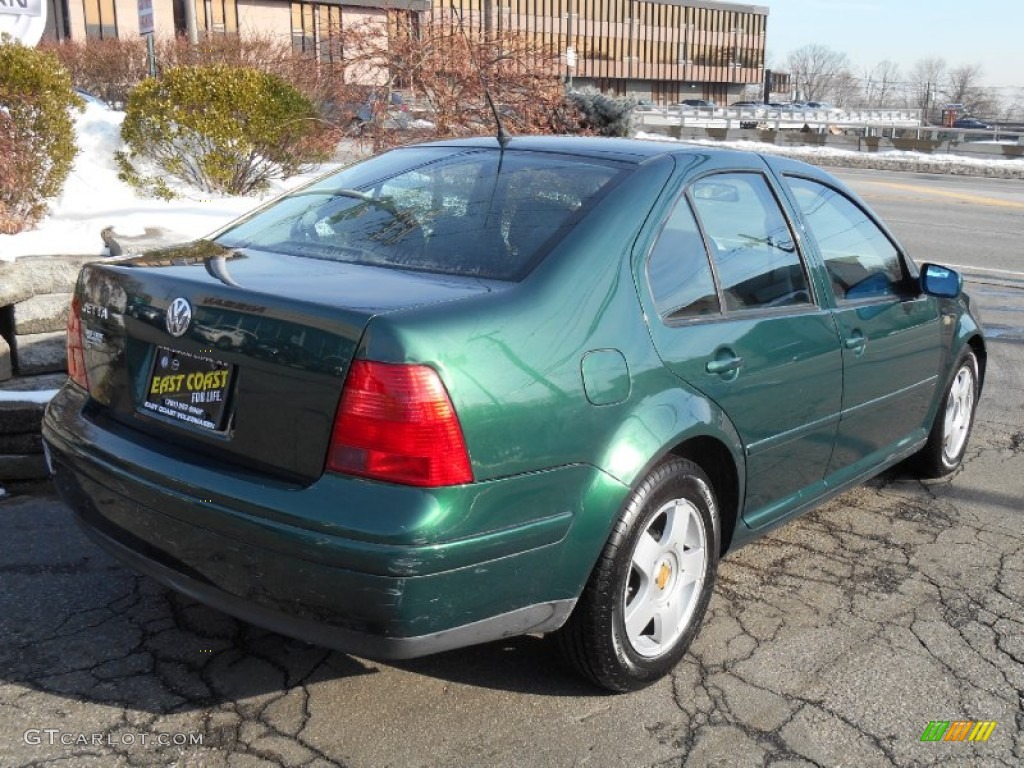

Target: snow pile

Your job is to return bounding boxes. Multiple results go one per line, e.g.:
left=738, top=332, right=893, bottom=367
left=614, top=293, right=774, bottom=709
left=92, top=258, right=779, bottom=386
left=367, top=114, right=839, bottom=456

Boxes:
left=0, top=102, right=342, bottom=262
left=0, top=389, right=61, bottom=403
left=635, top=132, right=1024, bottom=180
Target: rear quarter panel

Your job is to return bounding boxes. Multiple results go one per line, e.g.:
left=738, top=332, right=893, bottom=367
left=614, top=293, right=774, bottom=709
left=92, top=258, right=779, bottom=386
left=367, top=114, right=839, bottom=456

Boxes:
left=357, top=153, right=746, bottom=539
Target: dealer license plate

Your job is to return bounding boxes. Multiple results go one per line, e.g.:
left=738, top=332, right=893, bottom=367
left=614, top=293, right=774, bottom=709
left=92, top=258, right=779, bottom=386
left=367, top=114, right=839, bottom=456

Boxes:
left=143, top=347, right=233, bottom=431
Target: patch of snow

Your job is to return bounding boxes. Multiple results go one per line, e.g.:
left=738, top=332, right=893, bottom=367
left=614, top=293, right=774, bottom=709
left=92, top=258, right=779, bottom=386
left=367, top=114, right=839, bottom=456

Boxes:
left=0, top=102, right=342, bottom=262
left=0, top=389, right=59, bottom=404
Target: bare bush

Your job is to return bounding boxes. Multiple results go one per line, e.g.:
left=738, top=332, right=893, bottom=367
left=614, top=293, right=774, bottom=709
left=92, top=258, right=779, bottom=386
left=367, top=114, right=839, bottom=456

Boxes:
left=42, top=34, right=350, bottom=120
left=42, top=37, right=148, bottom=106
left=339, top=11, right=582, bottom=149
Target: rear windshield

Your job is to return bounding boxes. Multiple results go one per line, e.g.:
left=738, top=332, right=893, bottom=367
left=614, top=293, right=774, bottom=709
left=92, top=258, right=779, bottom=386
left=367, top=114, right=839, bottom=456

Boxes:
left=217, top=147, right=627, bottom=281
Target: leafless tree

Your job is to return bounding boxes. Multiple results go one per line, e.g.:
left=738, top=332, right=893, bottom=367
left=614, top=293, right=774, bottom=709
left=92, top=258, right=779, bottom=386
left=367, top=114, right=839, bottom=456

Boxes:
left=999, top=88, right=1024, bottom=123
left=828, top=71, right=862, bottom=109
left=863, top=60, right=902, bottom=108
left=906, top=57, right=946, bottom=120
left=945, top=64, right=983, bottom=104
left=786, top=44, right=852, bottom=102
left=944, top=63, right=998, bottom=117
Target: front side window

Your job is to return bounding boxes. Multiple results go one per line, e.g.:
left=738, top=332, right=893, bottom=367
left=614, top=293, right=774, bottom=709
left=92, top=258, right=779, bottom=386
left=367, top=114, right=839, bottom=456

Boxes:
left=786, top=176, right=907, bottom=302
left=218, top=148, right=626, bottom=281
left=690, top=173, right=811, bottom=312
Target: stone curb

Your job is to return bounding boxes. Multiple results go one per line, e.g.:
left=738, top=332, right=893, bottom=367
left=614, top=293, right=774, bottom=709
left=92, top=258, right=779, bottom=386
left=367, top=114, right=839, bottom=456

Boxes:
left=0, top=255, right=100, bottom=307
left=0, top=379, right=67, bottom=484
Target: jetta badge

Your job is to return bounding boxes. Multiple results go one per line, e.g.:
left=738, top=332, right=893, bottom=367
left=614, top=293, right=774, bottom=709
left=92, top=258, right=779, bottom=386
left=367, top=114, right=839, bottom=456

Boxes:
left=165, top=298, right=192, bottom=338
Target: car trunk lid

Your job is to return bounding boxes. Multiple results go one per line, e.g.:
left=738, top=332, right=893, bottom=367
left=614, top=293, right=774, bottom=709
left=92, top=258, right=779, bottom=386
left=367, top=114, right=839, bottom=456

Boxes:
left=74, top=242, right=501, bottom=483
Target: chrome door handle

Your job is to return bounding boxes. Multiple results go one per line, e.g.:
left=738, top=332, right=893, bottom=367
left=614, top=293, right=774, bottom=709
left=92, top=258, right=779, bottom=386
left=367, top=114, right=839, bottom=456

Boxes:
left=844, top=332, right=867, bottom=352
left=706, top=356, right=745, bottom=375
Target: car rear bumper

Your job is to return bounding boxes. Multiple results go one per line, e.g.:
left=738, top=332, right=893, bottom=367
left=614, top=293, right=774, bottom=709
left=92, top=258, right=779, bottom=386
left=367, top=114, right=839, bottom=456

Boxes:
left=42, top=385, right=626, bottom=658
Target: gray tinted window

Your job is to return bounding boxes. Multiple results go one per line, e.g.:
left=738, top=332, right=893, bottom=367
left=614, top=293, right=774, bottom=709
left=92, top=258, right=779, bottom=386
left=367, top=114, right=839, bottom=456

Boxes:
left=646, top=197, right=720, bottom=319
left=786, top=176, right=906, bottom=302
left=690, top=173, right=810, bottom=312
left=218, top=148, right=624, bottom=281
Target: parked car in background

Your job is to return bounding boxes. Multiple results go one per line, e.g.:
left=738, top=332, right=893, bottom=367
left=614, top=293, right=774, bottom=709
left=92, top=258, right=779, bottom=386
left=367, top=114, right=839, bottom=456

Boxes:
left=633, top=99, right=660, bottom=112
left=952, top=117, right=993, bottom=130
left=44, top=137, right=985, bottom=693
left=73, top=87, right=110, bottom=109
left=730, top=100, right=763, bottom=109
left=356, top=91, right=411, bottom=130
left=678, top=98, right=717, bottom=109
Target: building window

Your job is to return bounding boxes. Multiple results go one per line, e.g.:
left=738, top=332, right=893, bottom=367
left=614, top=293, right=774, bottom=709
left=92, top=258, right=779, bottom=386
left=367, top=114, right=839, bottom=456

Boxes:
left=291, top=2, right=344, bottom=62
left=83, top=0, right=117, bottom=39
left=201, top=0, right=238, bottom=34
left=172, top=0, right=238, bottom=36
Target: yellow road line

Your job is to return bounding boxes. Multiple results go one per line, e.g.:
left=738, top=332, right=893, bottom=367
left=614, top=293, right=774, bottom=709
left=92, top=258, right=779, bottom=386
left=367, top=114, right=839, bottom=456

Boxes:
left=857, top=180, right=1024, bottom=210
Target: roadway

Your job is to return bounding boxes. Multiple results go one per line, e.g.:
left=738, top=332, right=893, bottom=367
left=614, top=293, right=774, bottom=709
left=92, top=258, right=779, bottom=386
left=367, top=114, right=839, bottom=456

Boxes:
left=1, top=169, right=1022, bottom=768
left=836, top=169, right=1024, bottom=277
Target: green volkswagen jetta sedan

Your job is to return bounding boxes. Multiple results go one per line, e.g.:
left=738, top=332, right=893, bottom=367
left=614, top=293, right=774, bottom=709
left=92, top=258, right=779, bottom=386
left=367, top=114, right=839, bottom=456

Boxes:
left=43, top=137, right=984, bottom=692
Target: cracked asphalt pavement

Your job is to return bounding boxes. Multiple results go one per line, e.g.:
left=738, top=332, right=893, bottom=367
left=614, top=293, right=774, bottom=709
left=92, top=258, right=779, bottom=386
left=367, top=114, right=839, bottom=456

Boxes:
left=3, top=176, right=1023, bottom=767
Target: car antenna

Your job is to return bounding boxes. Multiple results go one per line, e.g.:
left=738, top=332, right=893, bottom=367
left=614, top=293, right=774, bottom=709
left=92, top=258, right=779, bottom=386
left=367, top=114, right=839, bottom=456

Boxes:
left=451, top=4, right=509, bottom=147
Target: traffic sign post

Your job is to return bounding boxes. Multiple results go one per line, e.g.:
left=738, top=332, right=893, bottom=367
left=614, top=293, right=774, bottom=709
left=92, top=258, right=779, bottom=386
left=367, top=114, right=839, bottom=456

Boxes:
left=138, top=0, right=157, bottom=78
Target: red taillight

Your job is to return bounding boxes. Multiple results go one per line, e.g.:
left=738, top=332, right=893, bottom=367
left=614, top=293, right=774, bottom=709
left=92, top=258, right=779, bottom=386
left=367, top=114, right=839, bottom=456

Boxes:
left=327, top=361, right=473, bottom=487
left=66, top=295, right=89, bottom=390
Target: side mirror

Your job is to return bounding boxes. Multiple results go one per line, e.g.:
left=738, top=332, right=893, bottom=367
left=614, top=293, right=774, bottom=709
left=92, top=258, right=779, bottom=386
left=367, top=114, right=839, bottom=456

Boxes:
left=920, top=263, right=962, bottom=299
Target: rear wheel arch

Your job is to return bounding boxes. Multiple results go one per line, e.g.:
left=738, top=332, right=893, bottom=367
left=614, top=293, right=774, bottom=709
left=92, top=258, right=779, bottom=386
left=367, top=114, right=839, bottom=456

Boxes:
left=670, top=436, right=740, bottom=556
left=967, top=335, right=986, bottom=389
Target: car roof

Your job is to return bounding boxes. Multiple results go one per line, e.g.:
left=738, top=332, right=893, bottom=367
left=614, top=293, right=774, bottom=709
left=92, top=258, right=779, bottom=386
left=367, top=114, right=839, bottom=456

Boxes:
left=411, top=135, right=806, bottom=169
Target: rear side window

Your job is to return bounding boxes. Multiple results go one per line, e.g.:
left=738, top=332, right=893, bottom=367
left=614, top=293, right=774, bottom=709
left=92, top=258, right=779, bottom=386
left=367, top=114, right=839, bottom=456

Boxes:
left=217, top=148, right=625, bottom=281
left=689, top=173, right=811, bottom=312
left=646, top=196, right=720, bottom=319
left=785, top=176, right=906, bottom=302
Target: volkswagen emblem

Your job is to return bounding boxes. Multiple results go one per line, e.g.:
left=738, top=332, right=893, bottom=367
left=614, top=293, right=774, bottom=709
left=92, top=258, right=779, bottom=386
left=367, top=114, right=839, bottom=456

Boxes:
left=165, top=298, right=192, bottom=338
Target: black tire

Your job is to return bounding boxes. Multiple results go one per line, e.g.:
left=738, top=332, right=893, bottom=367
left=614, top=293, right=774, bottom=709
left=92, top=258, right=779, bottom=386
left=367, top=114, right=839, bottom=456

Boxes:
left=916, top=349, right=980, bottom=478
left=556, top=457, right=719, bottom=692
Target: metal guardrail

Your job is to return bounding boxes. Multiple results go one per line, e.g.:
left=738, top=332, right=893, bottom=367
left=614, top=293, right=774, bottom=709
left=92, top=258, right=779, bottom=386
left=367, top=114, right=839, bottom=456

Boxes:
left=635, top=106, right=924, bottom=131
left=634, top=106, right=1024, bottom=144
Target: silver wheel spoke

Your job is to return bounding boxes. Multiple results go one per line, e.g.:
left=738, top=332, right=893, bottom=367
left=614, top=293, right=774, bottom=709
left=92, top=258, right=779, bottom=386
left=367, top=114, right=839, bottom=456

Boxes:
left=625, top=593, right=658, bottom=641
left=677, top=547, right=705, bottom=587
left=653, top=592, right=687, bottom=645
left=631, top=530, right=662, bottom=575
left=661, top=501, right=689, bottom=548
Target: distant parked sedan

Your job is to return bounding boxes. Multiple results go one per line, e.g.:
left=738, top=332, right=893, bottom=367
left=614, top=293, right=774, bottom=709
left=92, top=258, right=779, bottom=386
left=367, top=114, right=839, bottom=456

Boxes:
left=633, top=99, right=661, bottom=112
left=44, top=137, right=985, bottom=692
left=952, top=117, right=993, bottom=129
left=677, top=98, right=717, bottom=109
